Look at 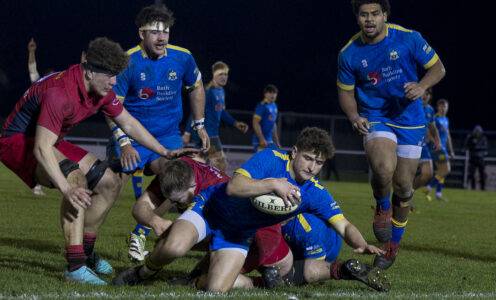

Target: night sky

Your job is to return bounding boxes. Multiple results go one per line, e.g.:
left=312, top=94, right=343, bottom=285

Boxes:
left=0, top=0, right=493, bottom=131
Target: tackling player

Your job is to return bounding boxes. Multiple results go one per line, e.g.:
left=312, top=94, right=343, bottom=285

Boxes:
left=104, top=5, right=210, bottom=262
left=337, top=0, right=446, bottom=269
left=252, top=84, right=281, bottom=152
left=112, top=127, right=387, bottom=292
left=0, top=37, right=193, bottom=285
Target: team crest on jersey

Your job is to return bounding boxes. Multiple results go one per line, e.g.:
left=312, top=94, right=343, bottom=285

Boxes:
left=367, top=71, right=381, bottom=85
left=139, top=87, right=154, bottom=99
left=389, top=50, right=399, bottom=61
left=269, top=114, right=275, bottom=121
left=168, top=69, right=178, bottom=81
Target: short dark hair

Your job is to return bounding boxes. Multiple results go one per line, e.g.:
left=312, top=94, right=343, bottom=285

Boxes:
left=295, top=127, right=335, bottom=159
left=437, top=98, right=449, bottom=106
left=351, top=0, right=391, bottom=17
left=84, top=37, right=129, bottom=75
left=135, top=5, right=175, bottom=29
left=264, top=84, right=278, bottom=94
left=159, top=159, right=194, bottom=197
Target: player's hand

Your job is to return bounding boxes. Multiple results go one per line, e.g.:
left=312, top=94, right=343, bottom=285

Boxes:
left=353, top=244, right=385, bottom=255
left=120, top=144, right=141, bottom=171
left=28, top=38, right=37, bottom=52
left=260, top=139, right=268, bottom=148
left=404, top=82, right=425, bottom=101
left=151, top=219, right=173, bottom=237
left=350, top=115, right=370, bottom=136
left=449, top=152, right=456, bottom=160
left=196, top=127, right=210, bottom=152
left=271, top=178, right=301, bottom=207
left=164, top=148, right=200, bottom=160
left=234, top=121, right=249, bottom=134
left=63, top=187, right=92, bottom=210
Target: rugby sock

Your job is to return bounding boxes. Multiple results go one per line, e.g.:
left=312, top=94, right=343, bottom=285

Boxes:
left=132, top=169, right=144, bottom=200
left=331, top=262, right=343, bottom=280
left=142, top=256, right=163, bottom=279
left=66, top=245, right=86, bottom=272
left=375, top=192, right=391, bottom=211
left=83, top=233, right=97, bottom=257
left=391, top=218, right=407, bottom=244
left=427, top=176, right=439, bottom=190
left=132, top=223, right=152, bottom=237
left=436, top=175, right=445, bottom=195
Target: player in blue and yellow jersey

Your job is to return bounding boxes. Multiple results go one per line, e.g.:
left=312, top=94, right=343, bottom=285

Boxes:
left=252, top=84, right=281, bottom=152
left=183, top=61, right=249, bottom=172
left=413, top=88, right=441, bottom=204
left=104, top=5, right=210, bottom=262
left=337, top=0, right=446, bottom=269
left=112, top=127, right=389, bottom=292
left=425, top=99, right=455, bottom=201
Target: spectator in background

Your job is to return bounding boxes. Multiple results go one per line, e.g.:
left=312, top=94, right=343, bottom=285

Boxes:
left=464, top=125, right=488, bottom=190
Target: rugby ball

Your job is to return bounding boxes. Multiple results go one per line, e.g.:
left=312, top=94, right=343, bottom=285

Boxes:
left=250, top=192, right=301, bottom=215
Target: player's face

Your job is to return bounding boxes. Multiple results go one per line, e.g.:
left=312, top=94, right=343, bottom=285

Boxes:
left=140, top=30, right=170, bottom=60
left=291, top=147, right=326, bottom=183
left=89, top=72, right=117, bottom=97
left=213, top=71, right=229, bottom=87
left=264, top=92, right=277, bottom=103
left=357, top=3, right=387, bottom=43
left=437, top=102, right=449, bottom=116
left=167, top=179, right=197, bottom=210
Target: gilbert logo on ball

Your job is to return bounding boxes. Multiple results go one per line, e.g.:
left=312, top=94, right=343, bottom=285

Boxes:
left=251, top=192, right=301, bottom=215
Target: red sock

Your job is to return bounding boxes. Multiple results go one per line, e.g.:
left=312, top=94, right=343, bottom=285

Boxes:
left=66, top=245, right=86, bottom=272
left=331, top=262, right=342, bottom=280
left=83, top=233, right=97, bottom=257
left=250, top=276, right=265, bottom=288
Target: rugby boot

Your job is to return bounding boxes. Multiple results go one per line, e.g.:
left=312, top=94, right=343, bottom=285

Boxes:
left=374, top=241, right=400, bottom=270
left=112, top=266, right=143, bottom=286
left=373, top=206, right=392, bottom=243
left=86, top=251, right=113, bottom=275
left=261, top=266, right=285, bottom=289
left=339, top=259, right=390, bottom=292
left=128, top=233, right=146, bottom=262
left=64, top=265, right=106, bottom=285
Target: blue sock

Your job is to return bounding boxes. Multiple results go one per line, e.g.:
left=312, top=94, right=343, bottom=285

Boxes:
left=132, top=223, right=152, bottom=237
left=436, top=175, right=445, bottom=194
left=375, top=192, right=391, bottom=211
left=391, top=218, right=407, bottom=244
left=427, top=176, right=439, bottom=189
left=132, top=170, right=143, bottom=200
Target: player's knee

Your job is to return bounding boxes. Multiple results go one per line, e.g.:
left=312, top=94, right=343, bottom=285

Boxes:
left=89, top=160, right=118, bottom=192
left=284, top=259, right=307, bottom=286
left=162, top=237, right=191, bottom=259
left=60, top=159, right=87, bottom=188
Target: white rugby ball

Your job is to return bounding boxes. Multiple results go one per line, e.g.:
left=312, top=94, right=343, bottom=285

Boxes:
left=250, top=192, right=301, bottom=215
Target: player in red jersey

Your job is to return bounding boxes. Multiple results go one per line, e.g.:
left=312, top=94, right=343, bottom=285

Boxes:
left=0, top=37, right=196, bottom=285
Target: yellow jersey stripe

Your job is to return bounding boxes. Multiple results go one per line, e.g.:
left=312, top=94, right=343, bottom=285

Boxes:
left=423, top=53, right=439, bottom=69
left=337, top=80, right=354, bottom=91
left=166, top=44, right=191, bottom=55
left=253, top=114, right=262, bottom=120
left=387, top=23, right=412, bottom=33
left=297, top=214, right=312, bottom=232
left=392, top=218, right=408, bottom=227
left=329, top=214, right=344, bottom=224
left=316, top=255, right=326, bottom=260
left=127, top=45, right=142, bottom=56
left=385, top=122, right=425, bottom=129
left=340, top=31, right=362, bottom=53
left=235, top=168, right=252, bottom=178
left=310, top=177, right=324, bottom=190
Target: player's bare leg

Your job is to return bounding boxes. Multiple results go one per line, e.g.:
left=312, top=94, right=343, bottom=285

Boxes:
left=202, top=249, right=246, bottom=292
left=364, top=138, right=397, bottom=242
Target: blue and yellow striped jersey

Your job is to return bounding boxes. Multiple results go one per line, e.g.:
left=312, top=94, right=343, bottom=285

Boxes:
left=337, top=23, right=439, bottom=127
left=114, top=43, right=200, bottom=137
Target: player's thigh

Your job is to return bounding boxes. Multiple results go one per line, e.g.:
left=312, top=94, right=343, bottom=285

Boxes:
left=393, top=156, right=420, bottom=192
left=160, top=217, right=201, bottom=257
left=364, top=138, right=397, bottom=175
left=207, top=249, right=246, bottom=292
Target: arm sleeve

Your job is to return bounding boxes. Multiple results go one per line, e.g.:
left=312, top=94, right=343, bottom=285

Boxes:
left=337, top=52, right=355, bottom=90
left=411, top=31, right=439, bottom=69
left=183, top=54, right=201, bottom=88
left=114, top=66, right=131, bottom=99
left=221, top=109, right=236, bottom=126
left=253, top=103, right=264, bottom=119
left=236, top=149, right=284, bottom=179
left=101, top=92, right=124, bottom=118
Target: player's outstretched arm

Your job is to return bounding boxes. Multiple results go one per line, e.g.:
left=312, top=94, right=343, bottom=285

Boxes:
left=252, top=117, right=267, bottom=147
left=332, top=218, right=384, bottom=255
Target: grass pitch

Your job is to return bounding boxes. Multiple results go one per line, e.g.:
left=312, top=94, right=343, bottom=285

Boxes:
left=1, top=162, right=495, bottom=299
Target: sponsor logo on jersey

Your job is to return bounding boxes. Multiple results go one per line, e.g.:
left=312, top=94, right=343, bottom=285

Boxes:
left=138, top=87, right=154, bottom=99
left=367, top=71, right=381, bottom=85
left=215, top=103, right=222, bottom=111
left=112, top=96, right=120, bottom=106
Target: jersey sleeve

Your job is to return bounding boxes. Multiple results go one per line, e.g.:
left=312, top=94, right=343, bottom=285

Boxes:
left=183, top=54, right=201, bottom=89
left=309, top=189, right=344, bottom=227
left=337, top=51, right=355, bottom=91
left=114, top=66, right=131, bottom=100
left=221, top=109, right=236, bottom=126
left=253, top=103, right=264, bottom=119
left=36, top=88, right=71, bottom=135
left=410, top=31, right=439, bottom=69
left=100, top=91, right=124, bottom=118
left=235, top=149, right=286, bottom=179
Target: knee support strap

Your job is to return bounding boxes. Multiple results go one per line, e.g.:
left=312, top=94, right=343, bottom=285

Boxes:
left=286, top=259, right=307, bottom=286
left=392, top=193, right=413, bottom=208
left=86, top=159, right=108, bottom=190
left=59, top=159, right=80, bottom=178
